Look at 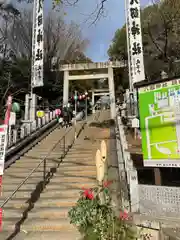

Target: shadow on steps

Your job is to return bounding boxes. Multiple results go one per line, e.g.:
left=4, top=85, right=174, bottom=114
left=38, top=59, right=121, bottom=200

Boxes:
left=5, top=144, right=73, bottom=240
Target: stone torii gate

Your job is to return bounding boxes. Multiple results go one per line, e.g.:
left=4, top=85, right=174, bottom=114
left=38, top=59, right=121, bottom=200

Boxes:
left=89, top=88, right=110, bottom=107
left=59, top=61, right=125, bottom=119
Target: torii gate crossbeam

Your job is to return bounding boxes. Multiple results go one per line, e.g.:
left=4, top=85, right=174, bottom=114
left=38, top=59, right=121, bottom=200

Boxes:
left=59, top=61, right=125, bottom=119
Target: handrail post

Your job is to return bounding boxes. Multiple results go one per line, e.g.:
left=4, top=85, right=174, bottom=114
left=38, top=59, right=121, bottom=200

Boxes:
left=43, top=158, right=46, bottom=188
left=63, top=135, right=65, bottom=155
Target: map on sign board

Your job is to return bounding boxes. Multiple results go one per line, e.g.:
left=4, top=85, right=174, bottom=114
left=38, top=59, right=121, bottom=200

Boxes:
left=0, top=125, right=7, bottom=175
left=138, top=79, right=180, bottom=167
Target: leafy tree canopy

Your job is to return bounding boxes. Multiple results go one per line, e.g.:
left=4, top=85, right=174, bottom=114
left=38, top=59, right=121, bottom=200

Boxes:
left=108, top=0, right=180, bottom=88
left=0, top=8, right=92, bottom=113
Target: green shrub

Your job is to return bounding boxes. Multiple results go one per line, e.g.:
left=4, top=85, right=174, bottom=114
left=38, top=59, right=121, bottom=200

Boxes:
left=68, top=181, right=145, bottom=240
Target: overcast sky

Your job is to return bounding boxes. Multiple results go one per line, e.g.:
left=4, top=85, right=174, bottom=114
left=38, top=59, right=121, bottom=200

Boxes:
left=61, top=0, right=150, bottom=62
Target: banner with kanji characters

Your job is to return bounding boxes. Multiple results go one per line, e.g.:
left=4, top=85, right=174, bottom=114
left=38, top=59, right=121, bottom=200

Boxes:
left=31, top=0, right=44, bottom=87
left=126, top=0, right=145, bottom=85
left=138, top=78, right=180, bottom=168
left=0, top=125, right=8, bottom=175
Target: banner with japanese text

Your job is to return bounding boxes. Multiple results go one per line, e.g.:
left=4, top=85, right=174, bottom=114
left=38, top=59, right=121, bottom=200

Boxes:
left=138, top=78, right=180, bottom=168
left=126, top=0, right=145, bottom=85
left=0, top=125, right=7, bottom=175
left=31, top=0, right=44, bottom=87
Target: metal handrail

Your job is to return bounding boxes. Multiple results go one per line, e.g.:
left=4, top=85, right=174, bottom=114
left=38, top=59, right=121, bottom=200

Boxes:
left=0, top=125, right=79, bottom=208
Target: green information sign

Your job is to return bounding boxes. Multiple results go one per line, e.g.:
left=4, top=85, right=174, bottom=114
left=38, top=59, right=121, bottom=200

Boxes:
left=138, top=79, right=180, bottom=167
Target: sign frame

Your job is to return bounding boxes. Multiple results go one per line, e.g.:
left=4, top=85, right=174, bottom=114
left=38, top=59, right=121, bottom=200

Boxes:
left=137, top=77, right=180, bottom=168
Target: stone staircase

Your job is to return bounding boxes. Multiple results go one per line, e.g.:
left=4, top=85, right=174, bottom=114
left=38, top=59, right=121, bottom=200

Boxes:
left=0, top=110, right=110, bottom=239
left=0, top=122, right=83, bottom=239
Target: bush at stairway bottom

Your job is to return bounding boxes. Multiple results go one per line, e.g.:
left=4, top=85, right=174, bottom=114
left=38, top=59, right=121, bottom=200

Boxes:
left=68, top=181, right=144, bottom=240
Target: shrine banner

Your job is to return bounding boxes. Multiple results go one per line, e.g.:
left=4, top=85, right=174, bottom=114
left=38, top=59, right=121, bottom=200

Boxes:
left=31, top=0, right=44, bottom=87
left=126, top=0, right=145, bottom=84
left=0, top=125, right=8, bottom=175
left=138, top=78, right=180, bottom=168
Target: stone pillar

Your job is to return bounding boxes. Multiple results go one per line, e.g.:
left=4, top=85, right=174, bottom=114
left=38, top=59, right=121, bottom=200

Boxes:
left=30, top=94, right=37, bottom=121
left=117, top=116, right=139, bottom=212
left=129, top=169, right=139, bottom=212
left=92, top=91, right=95, bottom=106
left=24, top=94, right=30, bottom=120
left=92, top=91, right=95, bottom=113
left=63, top=70, right=69, bottom=106
left=108, top=67, right=116, bottom=119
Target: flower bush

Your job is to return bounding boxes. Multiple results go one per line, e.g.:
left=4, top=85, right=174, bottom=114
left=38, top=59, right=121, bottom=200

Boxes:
left=68, top=180, right=147, bottom=240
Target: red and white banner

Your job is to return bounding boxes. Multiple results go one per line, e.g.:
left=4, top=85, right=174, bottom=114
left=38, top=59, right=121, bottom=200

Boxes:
left=0, top=96, right=12, bottom=196
left=0, top=125, right=8, bottom=175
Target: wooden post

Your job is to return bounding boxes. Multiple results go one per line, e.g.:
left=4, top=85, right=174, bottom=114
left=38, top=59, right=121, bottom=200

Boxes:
left=96, top=149, right=105, bottom=204
left=101, top=140, right=107, bottom=163
left=101, top=140, right=107, bottom=179
left=96, top=149, right=104, bottom=183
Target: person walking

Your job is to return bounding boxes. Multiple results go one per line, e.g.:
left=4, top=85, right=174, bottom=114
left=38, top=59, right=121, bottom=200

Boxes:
left=63, top=106, right=70, bottom=128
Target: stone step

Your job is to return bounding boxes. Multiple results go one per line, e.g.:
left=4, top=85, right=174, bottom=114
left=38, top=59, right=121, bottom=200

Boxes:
left=4, top=169, right=45, bottom=175
left=62, top=160, right=95, bottom=166
left=3, top=171, right=48, bottom=178
left=4, top=162, right=75, bottom=172
left=34, top=198, right=76, bottom=208
left=1, top=189, right=34, bottom=199
left=26, top=150, right=66, bottom=155
left=2, top=209, right=24, bottom=219
left=19, top=219, right=76, bottom=232
left=19, top=156, right=61, bottom=161
left=0, top=188, right=79, bottom=202
left=14, top=230, right=81, bottom=240
left=2, top=177, right=42, bottom=184
left=64, top=156, right=94, bottom=161
left=65, top=153, right=93, bottom=157
left=6, top=162, right=59, bottom=169
left=45, top=182, right=96, bottom=190
left=0, top=229, right=29, bottom=240
left=0, top=201, right=28, bottom=210
left=11, top=159, right=61, bottom=167
left=56, top=165, right=96, bottom=171
left=1, top=183, right=39, bottom=191
left=50, top=176, right=96, bottom=183
left=56, top=170, right=96, bottom=177
left=68, top=149, right=93, bottom=153
left=24, top=153, right=63, bottom=158
left=39, top=189, right=80, bottom=198
left=27, top=207, right=70, bottom=219
left=5, top=166, right=52, bottom=174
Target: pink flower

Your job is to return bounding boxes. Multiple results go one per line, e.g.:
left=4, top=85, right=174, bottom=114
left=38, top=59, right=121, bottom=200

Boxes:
left=119, top=210, right=129, bottom=220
